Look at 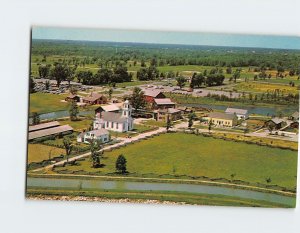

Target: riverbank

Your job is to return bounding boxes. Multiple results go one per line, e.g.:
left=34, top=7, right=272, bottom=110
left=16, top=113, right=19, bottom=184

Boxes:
left=26, top=176, right=295, bottom=208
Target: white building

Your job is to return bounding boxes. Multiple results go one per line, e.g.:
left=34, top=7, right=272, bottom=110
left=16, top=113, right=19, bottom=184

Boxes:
left=225, top=107, right=249, bottom=120
left=93, top=100, right=134, bottom=133
left=77, top=128, right=110, bottom=144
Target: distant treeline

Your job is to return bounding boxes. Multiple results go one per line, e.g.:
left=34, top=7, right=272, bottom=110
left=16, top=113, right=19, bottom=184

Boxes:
left=31, top=39, right=300, bottom=72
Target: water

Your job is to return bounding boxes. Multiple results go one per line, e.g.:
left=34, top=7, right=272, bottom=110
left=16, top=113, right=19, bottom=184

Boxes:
left=27, top=177, right=295, bottom=206
left=182, top=103, right=298, bottom=116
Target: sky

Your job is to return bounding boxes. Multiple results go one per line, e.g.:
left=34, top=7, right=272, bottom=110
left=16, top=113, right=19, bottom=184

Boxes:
left=32, top=27, right=300, bottom=50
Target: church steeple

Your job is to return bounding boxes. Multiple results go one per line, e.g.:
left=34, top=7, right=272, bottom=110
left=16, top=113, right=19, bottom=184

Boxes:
left=122, top=100, right=132, bottom=118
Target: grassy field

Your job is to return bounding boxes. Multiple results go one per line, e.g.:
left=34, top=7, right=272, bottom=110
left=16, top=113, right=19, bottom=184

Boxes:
left=235, top=82, right=299, bottom=94
left=211, top=132, right=298, bottom=150
left=52, top=133, right=298, bottom=190
left=27, top=144, right=65, bottom=164
left=29, top=93, right=69, bottom=114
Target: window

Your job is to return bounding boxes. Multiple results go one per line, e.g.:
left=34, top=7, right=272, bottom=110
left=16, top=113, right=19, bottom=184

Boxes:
left=116, top=123, right=118, bottom=129
left=106, top=122, right=109, bottom=127
left=111, top=122, right=114, bottom=128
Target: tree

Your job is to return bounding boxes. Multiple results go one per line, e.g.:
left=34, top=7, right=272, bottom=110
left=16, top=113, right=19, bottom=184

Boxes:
left=208, top=119, right=213, bottom=133
left=29, top=77, right=35, bottom=93
left=77, top=70, right=94, bottom=84
left=115, top=154, right=127, bottom=174
left=38, top=64, right=51, bottom=78
left=267, top=124, right=275, bottom=134
left=88, top=138, right=103, bottom=168
left=51, top=63, right=71, bottom=87
left=69, top=101, right=79, bottom=121
left=188, top=112, right=196, bottom=128
left=63, top=137, right=73, bottom=163
left=32, top=112, right=40, bottom=125
left=226, top=66, right=232, bottom=74
left=167, top=71, right=175, bottom=79
left=108, top=88, right=113, bottom=100
left=136, top=67, right=148, bottom=80
left=65, top=65, right=77, bottom=87
left=176, top=76, right=186, bottom=89
left=232, top=70, right=240, bottom=83
left=129, top=87, right=146, bottom=112
left=166, top=115, right=172, bottom=132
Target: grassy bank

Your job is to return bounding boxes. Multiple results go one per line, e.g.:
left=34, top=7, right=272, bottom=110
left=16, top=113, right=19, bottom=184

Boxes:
left=26, top=188, right=293, bottom=208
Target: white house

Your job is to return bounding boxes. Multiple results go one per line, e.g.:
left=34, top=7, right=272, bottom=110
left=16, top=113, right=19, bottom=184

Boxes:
left=77, top=128, right=110, bottom=144
left=225, top=107, right=249, bottom=120
left=93, top=100, right=134, bottom=133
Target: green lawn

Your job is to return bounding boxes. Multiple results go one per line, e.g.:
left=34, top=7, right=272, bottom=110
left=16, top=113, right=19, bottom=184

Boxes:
left=30, top=93, right=69, bottom=114
left=53, top=133, right=298, bottom=190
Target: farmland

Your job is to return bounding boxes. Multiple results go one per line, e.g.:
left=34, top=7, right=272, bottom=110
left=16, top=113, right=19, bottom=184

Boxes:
left=27, top=144, right=65, bottom=164
left=29, top=92, right=69, bottom=114
left=51, top=133, right=298, bottom=191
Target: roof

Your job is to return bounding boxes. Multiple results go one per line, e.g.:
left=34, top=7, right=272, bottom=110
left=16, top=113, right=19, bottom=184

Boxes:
left=28, top=125, right=73, bottom=140
left=154, top=98, right=175, bottom=105
left=101, top=112, right=128, bottom=123
left=87, top=128, right=109, bottom=137
left=270, top=117, right=285, bottom=124
left=144, top=89, right=163, bottom=98
left=83, top=92, right=106, bottom=102
left=66, top=94, right=80, bottom=99
left=208, top=112, right=237, bottom=120
left=225, top=107, right=248, bottom=115
left=29, top=121, right=60, bottom=132
left=291, top=111, right=299, bottom=119
left=100, top=104, right=120, bottom=112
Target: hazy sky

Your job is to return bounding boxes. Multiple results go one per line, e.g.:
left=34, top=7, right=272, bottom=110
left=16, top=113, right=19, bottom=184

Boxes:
left=32, top=27, right=300, bottom=50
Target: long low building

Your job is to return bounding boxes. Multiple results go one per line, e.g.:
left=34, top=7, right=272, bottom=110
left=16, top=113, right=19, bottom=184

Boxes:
left=207, top=112, right=238, bottom=127
left=29, top=121, right=60, bottom=132
left=28, top=124, right=73, bottom=140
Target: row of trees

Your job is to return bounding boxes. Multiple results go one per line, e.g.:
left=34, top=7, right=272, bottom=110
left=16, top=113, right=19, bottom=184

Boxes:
left=37, top=63, right=132, bottom=86
left=32, top=40, right=300, bottom=71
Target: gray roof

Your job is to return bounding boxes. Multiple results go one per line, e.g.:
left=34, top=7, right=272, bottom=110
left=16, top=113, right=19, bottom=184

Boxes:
left=101, top=112, right=128, bottom=123
left=154, top=98, right=175, bottom=105
left=100, top=104, right=120, bottom=112
left=270, top=117, right=285, bottom=124
left=208, top=112, right=237, bottom=120
left=29, top=121, right=60, bottom=132
left=28, top=125, right=73, bottom=140
left=291, top=111, right=299, bottom=119
left=144, top=89, right=163, bottom=97
left=225, top=107, right=248, bottom=115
